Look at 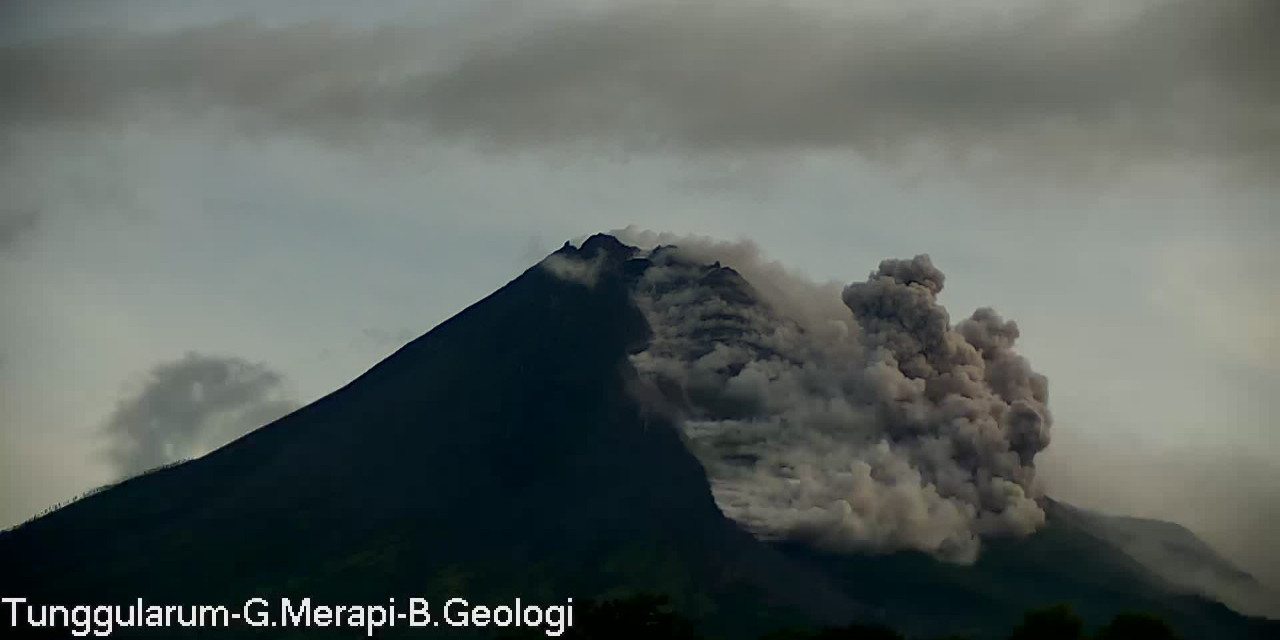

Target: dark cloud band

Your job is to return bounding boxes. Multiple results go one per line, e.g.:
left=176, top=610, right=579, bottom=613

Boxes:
left=2, top=0, right=1276, bottom=178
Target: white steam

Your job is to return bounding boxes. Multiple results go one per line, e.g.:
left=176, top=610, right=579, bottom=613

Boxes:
left=540, top=251, right=605, bottom=288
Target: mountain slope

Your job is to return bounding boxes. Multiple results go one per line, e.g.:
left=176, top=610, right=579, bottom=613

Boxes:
left=2, top=234, right=1276, bottom=639
left=1061, top=503, right=1280, bottom=619
left=774, top=497, right=1273, bottom=639
left=0, top=235, right=861, bottom=638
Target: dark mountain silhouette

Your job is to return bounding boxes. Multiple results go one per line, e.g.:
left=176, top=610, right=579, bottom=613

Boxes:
left=2, top=234, right=1276, bottom=639
left=770, top=497, right=1274, bottom=639
left=1058, top=502, right=1279, bottom=619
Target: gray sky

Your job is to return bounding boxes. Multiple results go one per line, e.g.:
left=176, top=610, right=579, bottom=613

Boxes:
left=1, top=0, right=1277, bottom=589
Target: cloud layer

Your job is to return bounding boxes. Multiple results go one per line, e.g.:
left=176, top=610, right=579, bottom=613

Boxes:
left=3, top=0, right=1276, bottom=178
left=610, top=233, right=1050, bottom=562
left=423, top=0, right=1279, bottom=173
left=101, top=352, right=298, bottom=477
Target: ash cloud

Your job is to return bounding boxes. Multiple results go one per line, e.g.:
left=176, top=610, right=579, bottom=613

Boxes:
left=101, top=352, right=298, bottom=477
left=2, top=0, right=1277, bottom=179
left=622, top=235, right=1050, bottom=562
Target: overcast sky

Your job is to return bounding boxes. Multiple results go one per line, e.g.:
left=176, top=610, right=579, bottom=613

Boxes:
left=1, top=0, right=1277, bottom=588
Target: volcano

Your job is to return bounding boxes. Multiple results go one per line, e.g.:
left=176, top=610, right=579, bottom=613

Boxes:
left=2, top=233, right=1275, bottom=639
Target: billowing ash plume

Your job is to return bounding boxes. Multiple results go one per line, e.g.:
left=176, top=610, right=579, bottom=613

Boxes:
left=608, top=234, right=1052, bottom=563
